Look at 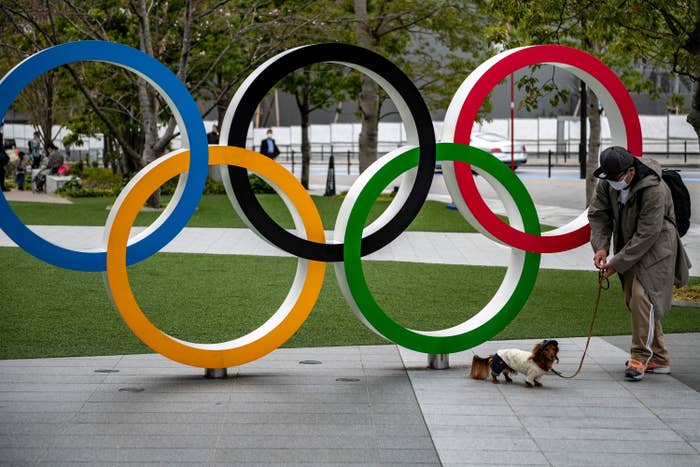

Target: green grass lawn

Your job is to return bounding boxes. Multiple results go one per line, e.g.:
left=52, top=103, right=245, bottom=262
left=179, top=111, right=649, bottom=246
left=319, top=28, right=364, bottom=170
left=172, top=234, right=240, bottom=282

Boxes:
left=8, top=194, right=503, bottom=232
left=2, top=247, right=699, bottom=360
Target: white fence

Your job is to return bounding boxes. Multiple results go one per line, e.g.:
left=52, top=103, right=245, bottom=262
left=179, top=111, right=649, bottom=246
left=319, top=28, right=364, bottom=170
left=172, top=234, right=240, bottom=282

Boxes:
left=3, top=114, right=698, bottom=164
left=212, top=114, right=700, bottom=159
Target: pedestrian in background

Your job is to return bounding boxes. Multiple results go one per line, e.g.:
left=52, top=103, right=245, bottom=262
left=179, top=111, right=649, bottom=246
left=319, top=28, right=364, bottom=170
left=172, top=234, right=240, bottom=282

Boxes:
left=45, top=143, right=64, bottom=175
left=207, top=124, right=219, bottom=145
left=0, top=131, right=9, bottom=192
left=15, top=151, right=26, bottom=190
left=588, top=146, right=690, bottom=381
left=29, top=131, right=42, bottom=169
left=259, top=129, right=280, bottom=159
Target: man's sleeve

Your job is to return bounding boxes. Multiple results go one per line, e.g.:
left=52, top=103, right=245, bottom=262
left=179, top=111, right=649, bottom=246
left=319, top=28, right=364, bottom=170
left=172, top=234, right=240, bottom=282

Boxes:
left=587, top=180, right=613, bottom=253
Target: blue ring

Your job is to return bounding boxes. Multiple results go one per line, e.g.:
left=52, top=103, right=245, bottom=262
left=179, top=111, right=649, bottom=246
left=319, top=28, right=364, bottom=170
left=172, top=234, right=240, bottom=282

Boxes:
left=0, top=41, right=207, bottom=272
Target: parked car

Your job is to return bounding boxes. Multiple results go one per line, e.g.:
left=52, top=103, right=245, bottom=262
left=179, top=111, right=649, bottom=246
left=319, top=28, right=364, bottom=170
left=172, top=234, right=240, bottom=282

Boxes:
left=470, top=132, right=528, bottom=169
left=435, top=132, right=528, bottom=173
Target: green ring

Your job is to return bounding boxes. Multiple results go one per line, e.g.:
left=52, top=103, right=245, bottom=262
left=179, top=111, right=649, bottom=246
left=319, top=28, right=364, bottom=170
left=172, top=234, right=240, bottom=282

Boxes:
left=342, top=142, right=541, bottom=353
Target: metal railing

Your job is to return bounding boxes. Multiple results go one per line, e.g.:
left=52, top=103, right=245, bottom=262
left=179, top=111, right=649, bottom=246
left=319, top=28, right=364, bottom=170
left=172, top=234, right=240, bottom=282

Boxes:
left=5, top=137, right=698, bottom=172
left=270, top=140, right=699, bottom=173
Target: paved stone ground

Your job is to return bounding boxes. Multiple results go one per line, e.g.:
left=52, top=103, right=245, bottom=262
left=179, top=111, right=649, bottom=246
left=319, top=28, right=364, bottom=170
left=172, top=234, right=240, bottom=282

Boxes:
left=2, top=337, right=699, bottom=466
left=603, top=334, right=700, bottom=392
left=402, top=335, right=700, bottom=467
left=0, top=346, right=441, bottom=466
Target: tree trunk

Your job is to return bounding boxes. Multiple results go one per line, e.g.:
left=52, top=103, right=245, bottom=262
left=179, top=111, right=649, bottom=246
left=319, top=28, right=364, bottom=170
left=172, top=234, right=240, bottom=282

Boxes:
left=299, top=68, right=312, bottom=189
left=40, top=73, right=54, bottom=150
left=586, top=88, right=602, bottom=206
left=136, top=71, right=160, bottom=206
left=357, top=79, right=379, bottom=173
left=134, top=0, right=194, bottom=208
left=354, top=0, right=379, bottom=173
left=687, top=0, right=700, bottom=159
left=136, top=0, right=163, bottom=208
left=216, top=73, right=227, bottom=131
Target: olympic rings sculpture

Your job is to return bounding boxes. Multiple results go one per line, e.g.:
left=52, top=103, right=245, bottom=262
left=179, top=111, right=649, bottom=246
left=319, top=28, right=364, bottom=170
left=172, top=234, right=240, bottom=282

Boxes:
left=0, top=41, right=641, bottom=368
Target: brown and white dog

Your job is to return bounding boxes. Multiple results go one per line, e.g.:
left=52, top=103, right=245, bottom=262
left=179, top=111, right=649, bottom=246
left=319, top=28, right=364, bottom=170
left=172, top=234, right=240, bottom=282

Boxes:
left=469, top=340, right=559, bottom=388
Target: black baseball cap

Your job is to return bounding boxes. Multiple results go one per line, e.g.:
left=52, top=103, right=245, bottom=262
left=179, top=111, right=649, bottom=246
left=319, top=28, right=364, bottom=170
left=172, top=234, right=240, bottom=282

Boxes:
left=593, top=146, right=635, bottom=179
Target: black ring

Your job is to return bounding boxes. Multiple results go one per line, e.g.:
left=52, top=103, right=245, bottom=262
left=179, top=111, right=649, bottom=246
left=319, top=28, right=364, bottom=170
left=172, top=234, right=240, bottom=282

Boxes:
left=222, top=43, right=435, bottom=261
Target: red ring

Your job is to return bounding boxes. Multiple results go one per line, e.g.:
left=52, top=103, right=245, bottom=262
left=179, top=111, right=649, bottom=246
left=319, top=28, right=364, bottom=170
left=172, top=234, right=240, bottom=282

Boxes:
left=452, top=45, right=642, bottom=253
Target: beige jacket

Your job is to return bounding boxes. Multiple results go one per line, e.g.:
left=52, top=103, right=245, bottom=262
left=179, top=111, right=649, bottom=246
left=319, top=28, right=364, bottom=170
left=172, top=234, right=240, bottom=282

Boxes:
left=588, top=157, right=690, bottom=318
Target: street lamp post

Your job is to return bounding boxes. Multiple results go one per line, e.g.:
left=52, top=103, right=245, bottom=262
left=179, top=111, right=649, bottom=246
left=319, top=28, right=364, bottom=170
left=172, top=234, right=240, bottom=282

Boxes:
left=579, top=80, right=587, bottom=179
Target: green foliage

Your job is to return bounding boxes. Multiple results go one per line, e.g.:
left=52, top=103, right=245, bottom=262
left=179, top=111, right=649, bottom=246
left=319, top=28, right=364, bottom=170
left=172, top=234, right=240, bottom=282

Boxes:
left=608, top=1, right=698, bottom=82
left=1, top=0, right=333, bottom=177
left=476, top=0, right=700, bottom=201
left=667, top=93, right=687, bottom=113
left=159, top=176, right=229, bottom=196
left=248, top=174, right=275, bottom=194
left=80, top=167, right=123, bottom=189
left=56, top=177, right=82, bottom=192
left=515, top=66, right=572, bottom=113
left=54, top=167, right=124, bottom=197
left=204, top=178, right=227, bottom=195
left=52, top=167, right=242, bottom=198
left=478, top=0, right=698, bottom=109
left=55, top=187, right=116, bottom=198
left=71, top=160, right=85, bottom=177
left=674, top=276, right=700, bottom=302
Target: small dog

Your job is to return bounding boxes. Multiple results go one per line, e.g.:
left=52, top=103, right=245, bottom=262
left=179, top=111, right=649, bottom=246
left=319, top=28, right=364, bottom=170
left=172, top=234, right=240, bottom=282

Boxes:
left=470, top=340, right=559, bottom=388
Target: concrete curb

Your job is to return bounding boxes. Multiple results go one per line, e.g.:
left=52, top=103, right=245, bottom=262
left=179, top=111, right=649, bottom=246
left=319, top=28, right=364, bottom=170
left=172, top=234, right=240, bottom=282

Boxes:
left=672, top=300, right=700, bottom=308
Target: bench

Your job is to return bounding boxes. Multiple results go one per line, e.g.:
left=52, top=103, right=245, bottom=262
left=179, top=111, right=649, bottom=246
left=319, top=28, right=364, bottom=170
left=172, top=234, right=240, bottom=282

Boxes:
left=45, top=175, right=73, bottom=194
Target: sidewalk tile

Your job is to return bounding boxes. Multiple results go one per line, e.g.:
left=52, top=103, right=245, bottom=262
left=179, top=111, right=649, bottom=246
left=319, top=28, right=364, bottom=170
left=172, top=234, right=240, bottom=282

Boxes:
left=1, top=339, right=699, bottom=465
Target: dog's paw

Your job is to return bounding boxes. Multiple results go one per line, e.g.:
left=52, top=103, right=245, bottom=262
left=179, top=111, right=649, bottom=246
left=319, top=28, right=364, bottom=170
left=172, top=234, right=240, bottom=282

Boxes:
left=525, top=381, right=534, bottom=388
left=534, top=381, right=543, bottom=387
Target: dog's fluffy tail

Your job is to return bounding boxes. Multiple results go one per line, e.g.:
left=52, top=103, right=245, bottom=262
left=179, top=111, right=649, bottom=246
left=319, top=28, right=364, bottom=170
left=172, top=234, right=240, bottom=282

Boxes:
left=470, top=355, right=491, bottom=380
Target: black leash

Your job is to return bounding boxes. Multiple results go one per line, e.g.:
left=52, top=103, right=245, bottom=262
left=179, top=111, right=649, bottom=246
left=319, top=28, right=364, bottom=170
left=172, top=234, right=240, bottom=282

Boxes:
left=551, top=270, right=609, bottom=379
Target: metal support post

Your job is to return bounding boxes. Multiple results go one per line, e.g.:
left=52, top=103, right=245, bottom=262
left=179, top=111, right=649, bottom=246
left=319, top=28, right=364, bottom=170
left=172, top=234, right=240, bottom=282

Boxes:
left=667, top=111, right=670, bottom=158
left=324, top=154, right=336, bottom=196
left=204, top=368, right=227, bottom=379
left=579, top=80, right=587, bottom=179
left=428, top=354, right=449, bottom=370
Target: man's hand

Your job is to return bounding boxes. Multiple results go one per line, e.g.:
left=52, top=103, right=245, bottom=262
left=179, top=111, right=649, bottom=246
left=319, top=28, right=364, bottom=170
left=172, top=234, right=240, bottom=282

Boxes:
left=601, top=263, right=617, bottom=280
left=593, top=250, right=608, bottom=270
left=594, top=249, right=617, bottom=279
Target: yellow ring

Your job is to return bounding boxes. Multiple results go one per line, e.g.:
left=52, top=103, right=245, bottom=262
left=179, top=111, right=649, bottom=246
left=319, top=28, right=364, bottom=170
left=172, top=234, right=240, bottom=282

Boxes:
left=105, top=146, right=326, bottom=368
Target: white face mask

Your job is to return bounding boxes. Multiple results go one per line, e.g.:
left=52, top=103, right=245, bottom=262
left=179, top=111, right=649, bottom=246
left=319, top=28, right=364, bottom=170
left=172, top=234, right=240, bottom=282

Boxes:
left=607, top=168, right=631, bottom=191
left=608, top=178, right=629, bottom=191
